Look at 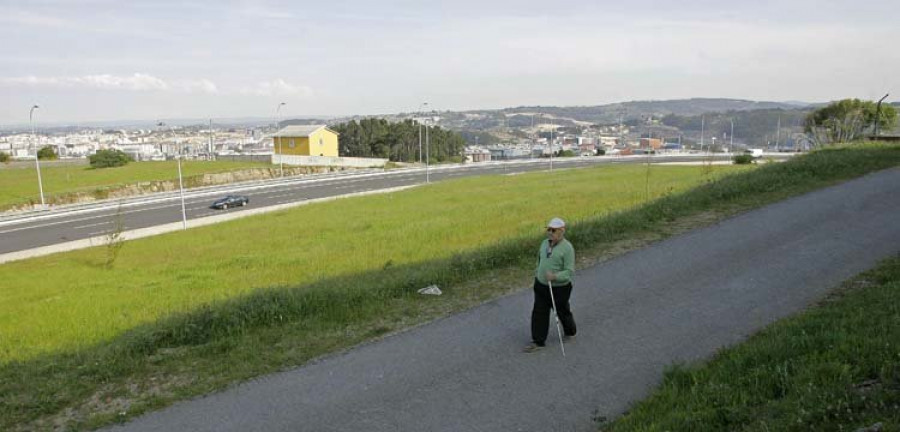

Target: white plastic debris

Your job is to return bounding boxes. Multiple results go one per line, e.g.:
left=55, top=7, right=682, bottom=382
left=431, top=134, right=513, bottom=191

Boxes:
left=417, top=285, right=442, bottom=295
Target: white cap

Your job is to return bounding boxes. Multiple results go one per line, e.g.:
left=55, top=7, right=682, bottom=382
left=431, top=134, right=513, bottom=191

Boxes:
left=547, top=217, right=566, bottom=229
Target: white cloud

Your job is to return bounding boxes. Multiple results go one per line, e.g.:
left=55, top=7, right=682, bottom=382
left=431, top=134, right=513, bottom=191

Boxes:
left=78, top=73, right=169, bottom=91
left=238, top=1, right=294, bottom=19
left=0, top=73, right=219, bottom=94
left=240, top=79, right=313, bottom=97
left=174, top=79, right=219, bottom=94
left=0, top=9, right=71, bottom=28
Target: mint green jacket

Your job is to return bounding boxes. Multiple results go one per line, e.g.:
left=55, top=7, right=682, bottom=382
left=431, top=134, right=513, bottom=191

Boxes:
left=534, top=238, right=575, bottom=285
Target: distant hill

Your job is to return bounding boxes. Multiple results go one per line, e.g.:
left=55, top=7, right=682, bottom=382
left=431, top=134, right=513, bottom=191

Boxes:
left=425, top=98, right=806, bottom=132
left=504, top=98, right=802, bottom=124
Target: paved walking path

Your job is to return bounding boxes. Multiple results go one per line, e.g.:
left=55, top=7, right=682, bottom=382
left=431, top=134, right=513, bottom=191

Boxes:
left=106, top=168, right=900, bottom=432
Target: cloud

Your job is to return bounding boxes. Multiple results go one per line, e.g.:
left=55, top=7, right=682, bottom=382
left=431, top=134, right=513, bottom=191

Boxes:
left=238, top=1, right=294, bottom=19
left=0, top=9, right=71, bottom=28
left=239, top=79, right=313, bottom=97
left=0, top=73, right=219, bottom=93
left=0, top=74, right=312, bottom=98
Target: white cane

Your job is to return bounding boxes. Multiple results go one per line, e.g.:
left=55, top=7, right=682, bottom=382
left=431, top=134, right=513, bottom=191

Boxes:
left=547, top=279, right=566, bottom=357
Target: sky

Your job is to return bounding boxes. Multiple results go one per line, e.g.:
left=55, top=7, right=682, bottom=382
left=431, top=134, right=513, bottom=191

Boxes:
left=1, top=0, right=898, bottom=126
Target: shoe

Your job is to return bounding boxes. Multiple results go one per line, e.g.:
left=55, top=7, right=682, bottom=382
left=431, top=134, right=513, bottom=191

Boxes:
left=522, top=343, right=545, bottom=353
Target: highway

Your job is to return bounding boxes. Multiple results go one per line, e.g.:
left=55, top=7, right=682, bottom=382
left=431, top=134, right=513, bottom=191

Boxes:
left=0, top=154, right=781, bottom=257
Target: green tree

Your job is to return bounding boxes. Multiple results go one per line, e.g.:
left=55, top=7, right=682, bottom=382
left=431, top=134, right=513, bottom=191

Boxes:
left=331, top=118, right=466, bottom=163
left=89, top=149, right=133, bottom=168
left=805, top=98, right=897, bottom=145
left=0, top=151, right=9, bottom=163
left=37, top=146, right=58, bottom=160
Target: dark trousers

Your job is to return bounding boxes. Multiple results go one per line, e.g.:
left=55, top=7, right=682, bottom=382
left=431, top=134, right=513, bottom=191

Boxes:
left=531, top=278, right=576, bottom=345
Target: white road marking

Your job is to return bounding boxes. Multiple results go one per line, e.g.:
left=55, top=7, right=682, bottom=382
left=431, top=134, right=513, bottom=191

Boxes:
left=73, top=221, right=111, bottom=230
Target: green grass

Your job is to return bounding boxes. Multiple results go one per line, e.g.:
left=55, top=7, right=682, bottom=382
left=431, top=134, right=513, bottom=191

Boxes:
left=600, top=254, right=900, bottom=432
left=1, top=142, right=898, bottom=430
left=1, top=163, right=725, bottom=363
left=0, top=160, right=269, bottom=209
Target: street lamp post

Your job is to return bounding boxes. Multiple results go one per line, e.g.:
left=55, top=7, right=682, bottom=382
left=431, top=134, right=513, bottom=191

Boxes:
left=425, top=111, right=431, bottom=183
left=549, top=116, right=554, bottom=172
left=159, top=122, right=187, bottom=229
left=176, top=150, right=187, bottom=230
left=874, top=93, right=889, bottom=137
left=276, top=102, right=286, bottom=177
left=700, top=115, right=705, bottom=153
left=30, top=105, right=46, bottom=208
left=418, top=102, right=428, bottom=164
left=730, top=118, right=734, bottom=153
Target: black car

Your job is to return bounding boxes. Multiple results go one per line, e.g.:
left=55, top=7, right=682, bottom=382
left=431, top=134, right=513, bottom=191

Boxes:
left=211, top=195, right=249, bottom=209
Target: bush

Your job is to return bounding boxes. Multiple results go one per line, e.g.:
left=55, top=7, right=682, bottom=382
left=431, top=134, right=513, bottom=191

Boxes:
left=89, top=149, right=133, bottom=168
left=0, top=151, right=9, bottom=163
left=596, top=148, right=606, bottom=156
left=37, top=146, right=57, bottom=160
left=733, top=154, right=754, bottom=165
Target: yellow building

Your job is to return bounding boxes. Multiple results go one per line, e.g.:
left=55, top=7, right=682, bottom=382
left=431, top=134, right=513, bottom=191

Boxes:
left=274, top=125, right=339, bottom=157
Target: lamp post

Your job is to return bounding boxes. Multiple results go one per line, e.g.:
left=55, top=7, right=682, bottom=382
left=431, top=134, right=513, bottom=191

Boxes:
left=159, top=122, right=187, bottom=229
left=700, top=115, right=705, bottom=153
left=425, top=109, right=431, bottom=183
left=531, top=114, right=535, bottom=158
left=30, top=105, right=46, bottom=208
left=549, top=115, right=554, bottom=172
left=275, top=102, right=286, bottom=177
left=176, top=147, right=187, bottom=230
left=730, top=118, right=734, bottom=153
left=874, top=93, right=889, bottom=137
left=418, top=102, right=428, bottom=164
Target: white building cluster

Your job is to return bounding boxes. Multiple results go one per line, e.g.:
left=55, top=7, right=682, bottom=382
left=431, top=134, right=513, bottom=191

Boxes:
left=0, top=127, right=270, bottom=161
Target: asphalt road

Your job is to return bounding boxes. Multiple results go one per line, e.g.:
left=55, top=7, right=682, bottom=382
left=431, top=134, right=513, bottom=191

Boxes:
left=104, top=167, right=900, bottom=431
left=0, top=154, right=752, bottom=256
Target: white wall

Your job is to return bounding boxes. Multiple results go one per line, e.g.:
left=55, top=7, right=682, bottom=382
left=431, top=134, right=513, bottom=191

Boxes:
left=273, top=154, right=387, bottom=168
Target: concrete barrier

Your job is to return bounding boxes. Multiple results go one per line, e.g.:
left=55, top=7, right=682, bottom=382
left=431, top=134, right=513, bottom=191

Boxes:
left=273, top=154, right=387, bottom=168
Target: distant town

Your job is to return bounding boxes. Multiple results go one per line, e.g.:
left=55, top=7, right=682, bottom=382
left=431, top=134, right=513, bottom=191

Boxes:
left=4, top=97, right=871, bottom=165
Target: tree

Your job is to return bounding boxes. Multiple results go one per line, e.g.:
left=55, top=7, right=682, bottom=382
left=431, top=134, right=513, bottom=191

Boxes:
left=37, top=146, right=58, bottom=160
left=330, top=118, right=466, bottom=163
left=89, top=149, right=133, bottom=168
left=804, top=99, right=897, bottom=146
left=0, top=151, right=9, bottom=163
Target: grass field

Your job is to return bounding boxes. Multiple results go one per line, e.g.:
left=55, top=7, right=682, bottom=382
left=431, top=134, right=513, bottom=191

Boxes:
left=0, top=160, right=269, bottom=208
left=1, top=142, right=898, bottom=430
left=600, top=254, right=900, bottom=431
left=1, top=163, right=729, bottom=364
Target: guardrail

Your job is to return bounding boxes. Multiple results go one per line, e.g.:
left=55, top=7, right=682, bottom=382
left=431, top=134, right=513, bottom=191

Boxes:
left=0, top=167, right=385, bottom=226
